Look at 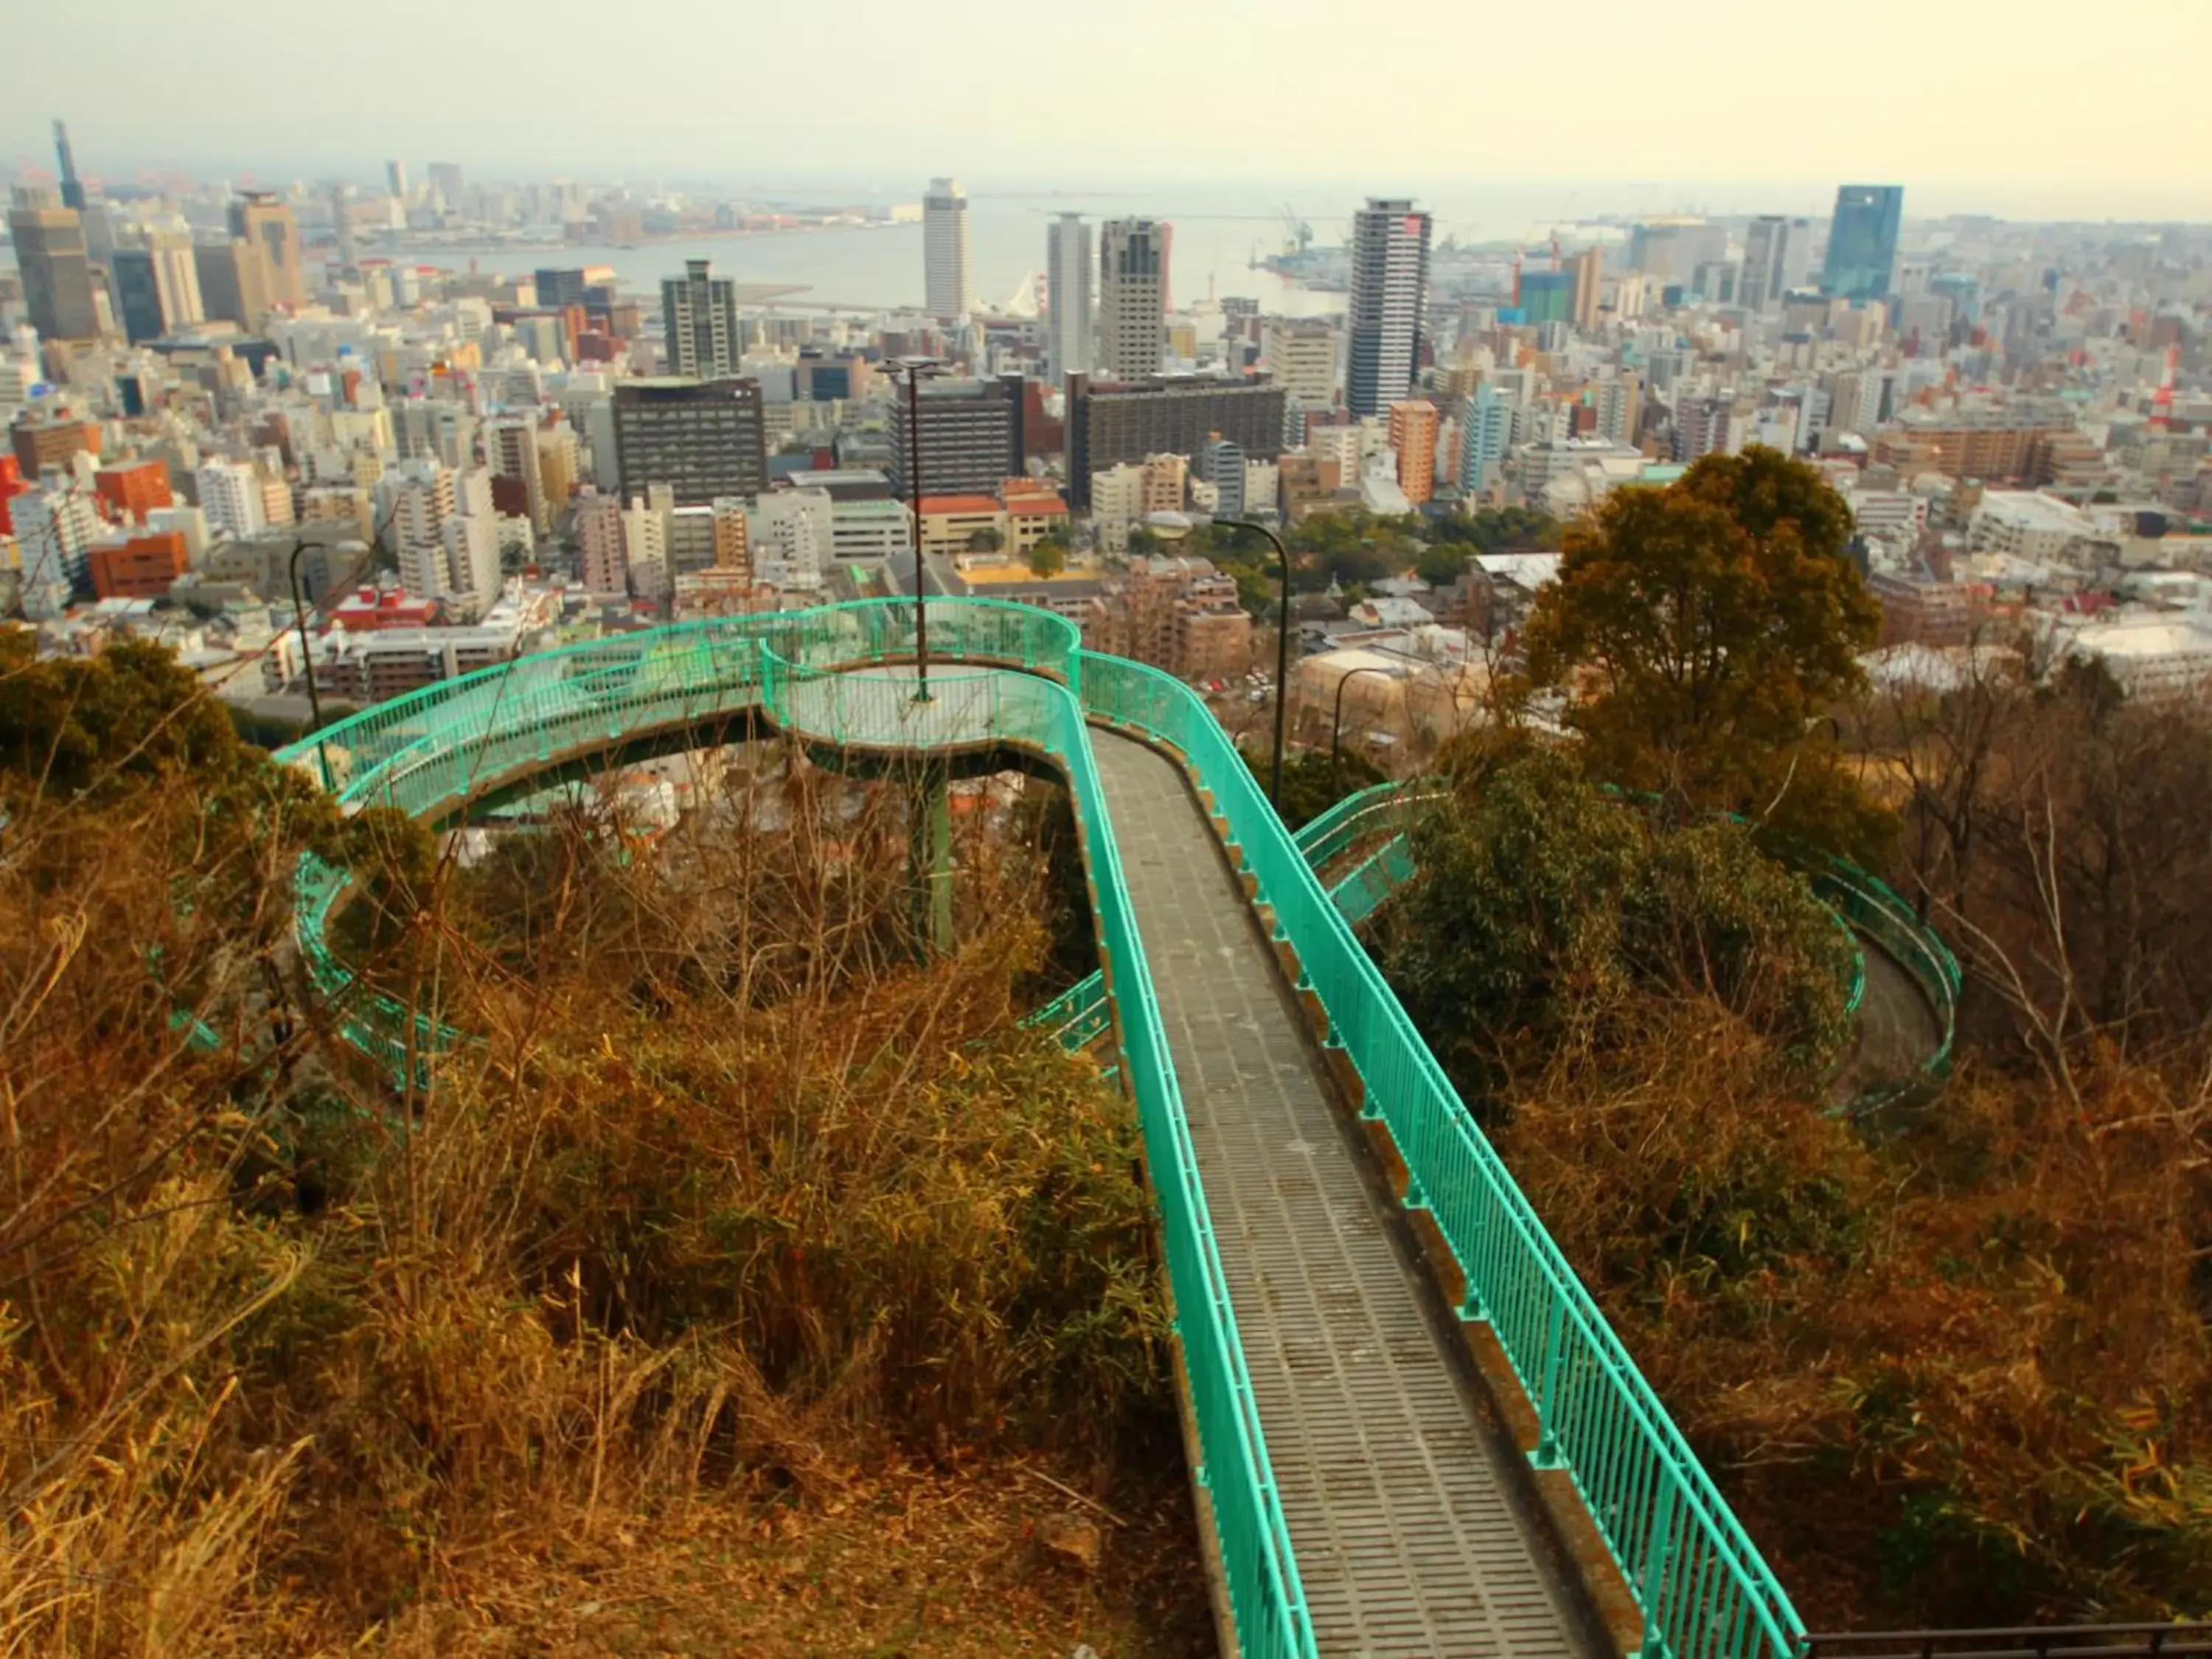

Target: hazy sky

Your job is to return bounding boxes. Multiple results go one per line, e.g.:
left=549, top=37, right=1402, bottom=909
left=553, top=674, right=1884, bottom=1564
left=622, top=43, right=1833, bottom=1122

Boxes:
left=10, top=0, right=2211, bottom=222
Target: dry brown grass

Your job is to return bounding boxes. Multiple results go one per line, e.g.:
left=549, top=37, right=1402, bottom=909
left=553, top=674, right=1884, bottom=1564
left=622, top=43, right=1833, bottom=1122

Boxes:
left=0, top=644, right=1204, bottom=1657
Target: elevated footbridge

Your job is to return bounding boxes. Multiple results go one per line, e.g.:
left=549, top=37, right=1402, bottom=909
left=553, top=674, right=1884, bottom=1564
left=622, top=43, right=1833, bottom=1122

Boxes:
left=281, top=597, right=1830, bottom=1659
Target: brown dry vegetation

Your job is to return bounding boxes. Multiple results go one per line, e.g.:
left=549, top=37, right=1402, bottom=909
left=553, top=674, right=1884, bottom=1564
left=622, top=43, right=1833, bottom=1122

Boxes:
left=0, top=636, right=1208, bottom=1657
left=1401, top=661, right=2212, bottom=1627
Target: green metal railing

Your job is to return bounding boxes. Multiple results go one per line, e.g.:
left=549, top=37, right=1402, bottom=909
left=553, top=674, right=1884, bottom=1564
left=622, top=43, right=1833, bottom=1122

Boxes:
left=275, top=599, right=1316, bottom=1659
left=1079, top=652, right=1807, bottom=1659
left=272, top=597, right=1885, bottom=1659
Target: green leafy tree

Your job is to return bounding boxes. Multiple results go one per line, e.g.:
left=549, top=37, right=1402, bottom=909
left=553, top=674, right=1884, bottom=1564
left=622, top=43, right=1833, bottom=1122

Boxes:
left=1026, top=534, right=1068, bottom=578
left=1416, top=542, right=1472, bottom=588
left=965, top=526, right=1003, bottom=554
left=1516, top=446, right=1885, bottom=855
left=1379, top=742, right=1855, bottom=1102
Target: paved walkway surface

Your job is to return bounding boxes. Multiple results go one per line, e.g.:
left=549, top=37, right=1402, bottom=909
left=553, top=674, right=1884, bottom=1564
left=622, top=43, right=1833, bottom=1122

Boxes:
left=1091, top=731, right=1592, bottom=1659
left=1829, top=940, right=1944, bottom=1105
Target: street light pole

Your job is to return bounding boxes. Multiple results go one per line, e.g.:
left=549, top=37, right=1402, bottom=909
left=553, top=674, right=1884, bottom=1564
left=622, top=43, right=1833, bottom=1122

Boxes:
left=1216, top=519, right=1295, bottom=813
left=285, top=537, right=334, bottom=790
left=1331, top=664, right=1394, bottom=771
left=888, top=357, right=945, bottom=703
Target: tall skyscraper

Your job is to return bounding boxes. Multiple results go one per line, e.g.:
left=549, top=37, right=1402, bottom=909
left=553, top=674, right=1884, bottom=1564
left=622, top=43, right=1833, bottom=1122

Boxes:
left=1345, top=198, right=1431, bottom=418
left=1097, top=219, right=1168, bottom=382
left=1570, top=246, right=1604, bottom=330
left=661, top=258, right=740, bottom=377
left=7, top=188, right=101, bottom=342
left=1045, top=214, right=1093, bottom=382
left=330, top=183, right=355, bottom=267
left=428, top=162, right=465, bottom=211
left=386, top=159, right=408, bottom=198
left=1387, top=400, right=1439, bottom=505
left=922, top=178, right=971, bottom=319
left=228, top=192, right=305, bottom=309
left=1820, top=185, right=1904, bottom=303
left=1739, top=216, right=1791, bottom=313
left=52, top=119, right=85, bottom=212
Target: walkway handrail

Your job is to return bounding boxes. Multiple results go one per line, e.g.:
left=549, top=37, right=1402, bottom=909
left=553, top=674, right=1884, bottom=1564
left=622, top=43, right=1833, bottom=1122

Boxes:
left=275, top=598, right=1317, bottom=1659
left=1080, top=654, right=1807, bottom=1659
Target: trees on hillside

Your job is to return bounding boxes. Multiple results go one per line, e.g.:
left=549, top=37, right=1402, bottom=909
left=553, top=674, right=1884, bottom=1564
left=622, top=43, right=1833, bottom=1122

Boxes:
left=1516, top=446, right=1884, bottom=855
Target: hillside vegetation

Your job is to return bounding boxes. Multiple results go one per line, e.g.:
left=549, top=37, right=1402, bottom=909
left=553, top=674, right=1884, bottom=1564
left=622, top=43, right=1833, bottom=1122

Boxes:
left=0, top=633, right=1206, bottom=1656
left=1380, top=451, right=2212, bottom=1625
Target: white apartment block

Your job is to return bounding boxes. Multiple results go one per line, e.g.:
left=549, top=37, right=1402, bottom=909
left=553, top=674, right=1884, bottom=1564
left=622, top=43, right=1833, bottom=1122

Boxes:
left=195, top=459, right=266, bottom=541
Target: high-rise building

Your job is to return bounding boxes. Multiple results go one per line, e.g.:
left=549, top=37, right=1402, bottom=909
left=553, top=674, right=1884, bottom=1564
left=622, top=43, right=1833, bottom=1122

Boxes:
left=1741, top=215, right=1790, bottom=313
left=227, top=192, right=305, bottom=310
left=147, top=229, right=203, bottom=329
left=1458, top=384, right=1517, bottom=493
left=330, top=183, right=355, bottom=267
left=886, top=375, right=1025, bottom=499
left=1518, top=270, right=1575, bottom=326
left=1387, top=400, right=1439, bottom=505
left=1571, top=246, right=1604, bottom=330
left=109, top=250, right=166, bottom=344
left=485, top=414, right=549, bottom=536
left=386, top=160, right=408, bottom=199
left=1199, top=434, right=1247, bottom=518
left=195, top=237, right=271, bottom=330
left=1345, top=198, right=1431, bottom=418
left=52, top=120, right=86, bottom=212
left=8, top=188, right=102, bottom=342
left=1263, top=318, right=1338, bottom=410
left=1064, top=374, right=1287, bottom=508
left=577, top=491, right=627, bottom=594
left=1820, top=185, right=1904, bottom=303
left=1045, top=213, right=1093, bottom=382
left=922, top=177, right=971, bottom=319
left=16, top=482, right=100, bottom=601
left=661, top=258, right=740, bottom=378
left=613, top=378, right=768, bottom=507
left=1098, top=219, right=1168, bottom=381
left=196, top=458, right=267, bottom=541
left=428, top=162, right=465, bottom=212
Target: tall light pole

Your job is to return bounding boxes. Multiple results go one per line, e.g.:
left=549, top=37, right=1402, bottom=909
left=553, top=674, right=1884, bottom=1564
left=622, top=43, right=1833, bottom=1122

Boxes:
left=1330, top=664, right=1395, bottom=771
left=885, top=355, right=948, bottom=703
left=1145, top=511, right=1297, bottom=813
left=286, top=537, right=333, bottom=790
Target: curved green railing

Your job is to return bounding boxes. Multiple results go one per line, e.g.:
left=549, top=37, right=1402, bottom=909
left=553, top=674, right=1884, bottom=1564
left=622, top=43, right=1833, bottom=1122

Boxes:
left=277, top=597, right=1815, bottom=1659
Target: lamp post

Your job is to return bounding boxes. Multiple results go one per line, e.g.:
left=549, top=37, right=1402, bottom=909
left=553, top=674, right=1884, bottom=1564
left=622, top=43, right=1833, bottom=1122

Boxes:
left=1330, top=664, right=1395, bottom=771
left=1144, top=510, right=1296, bottom=813
left=285, top=537, right=334, bottom=790
left=885, top=355, right=949, bottom=703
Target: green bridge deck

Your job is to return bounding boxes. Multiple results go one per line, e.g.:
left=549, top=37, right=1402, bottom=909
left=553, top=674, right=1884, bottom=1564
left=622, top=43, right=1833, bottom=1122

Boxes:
left=276, top=597, right=1931, bottom=1659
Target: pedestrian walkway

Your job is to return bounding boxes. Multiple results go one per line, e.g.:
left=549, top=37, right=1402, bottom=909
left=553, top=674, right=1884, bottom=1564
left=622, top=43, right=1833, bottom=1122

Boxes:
left=1092, top=731, right=1594, bottom=1658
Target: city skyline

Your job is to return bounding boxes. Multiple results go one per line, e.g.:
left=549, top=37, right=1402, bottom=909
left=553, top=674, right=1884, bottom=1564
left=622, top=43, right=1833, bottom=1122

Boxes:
left=5, top=0, right=2211, bottom=223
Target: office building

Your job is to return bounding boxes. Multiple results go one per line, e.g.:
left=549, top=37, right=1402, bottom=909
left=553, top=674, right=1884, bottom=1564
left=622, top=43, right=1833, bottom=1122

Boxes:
left=1519, top=270, right=1575, bottom=326
left=386, top=159, right=408, bottom=198
left=16, top=483, right=101, bottom=600
left=1345, top=198, right=1431, bottom=418
left=9, top=188, right=102, bottom=342
left=1387, top=400, right=1439, bottom=506
left=1200, top=435, right=1247, bottom=518
left=1739, top=215, right=1814, bottom=313
left=485, top=414, right=549, bottom=535
left=1821, top=185, right=1904, bottom=303
left=1065, top=374, right=1287, bottom=508
left=535, top=267, right=591, bottom=307
left=613, top=378, right=768, bottom=507
left=661, top=257, right=740, bottom=378
left=886, top=375, right=1024, bottom=498
left=1046, top=213, right=1093, bottom=382
left=1264, top=318, right=1338, bottom=409
left=109, top=250, right=166, bottom=344
left=428, top=162, right=465, bottom=210
left=1571, top=246, right=1604, bottom=330
left=88, top=531, right=189, bottom=599
left=330, top=183, right=355, bottom=266
left=922, top=177, right=971, bottom=318
left=148, top=229, right=202, bottom=327
left=228, top=192, right=305, bottom=310
left=94, top=459, right=173, bottom=523
left=1098, top=219, right=1169, bottom=380
left=196, top=237, right=270, bottom=329
left=53, top=119, right=86, bottom=212
left=1459, top=384, right=1517, bottom=493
